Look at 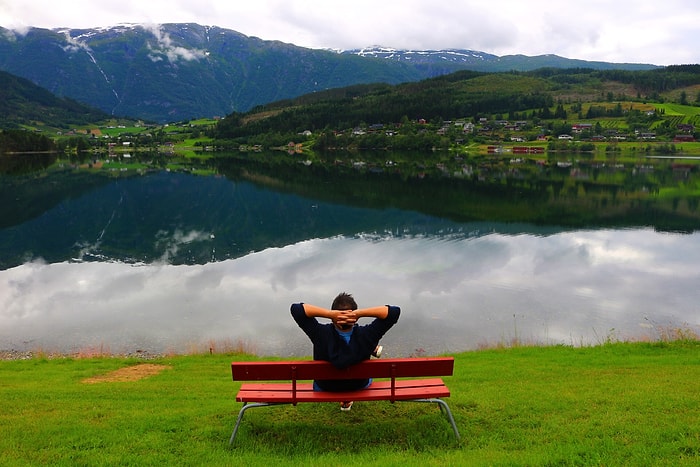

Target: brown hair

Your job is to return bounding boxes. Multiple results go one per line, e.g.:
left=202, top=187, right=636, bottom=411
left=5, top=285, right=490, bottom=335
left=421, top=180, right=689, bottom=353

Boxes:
left=331, top=292, right=357, bottom=311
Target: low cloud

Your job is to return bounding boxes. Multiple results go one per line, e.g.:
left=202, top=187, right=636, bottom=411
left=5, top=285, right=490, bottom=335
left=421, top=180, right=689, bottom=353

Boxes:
left=2, top=28, right=21, bottom=41
left=57, top=29, right=90, bottom=53
left=144, top=24, right=207, bottom=63
left=155, top=229, right=213, bottom=262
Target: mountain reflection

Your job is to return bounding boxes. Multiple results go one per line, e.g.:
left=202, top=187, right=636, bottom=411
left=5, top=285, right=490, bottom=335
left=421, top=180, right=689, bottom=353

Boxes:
left=2, top=151, right=700, bottom=270
left=1, top=152, right=699, bottom=355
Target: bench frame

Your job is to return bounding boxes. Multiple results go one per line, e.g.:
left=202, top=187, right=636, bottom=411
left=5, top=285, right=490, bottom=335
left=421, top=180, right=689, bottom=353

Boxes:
left=229, top=357, right=460, bottom=444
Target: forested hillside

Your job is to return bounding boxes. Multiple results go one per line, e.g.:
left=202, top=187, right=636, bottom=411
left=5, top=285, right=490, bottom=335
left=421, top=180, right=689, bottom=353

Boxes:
left=0, top=129, right=55, bottom=154
left=0, top=70, right=109, bottom=129
left=215, top=66, right=700, bottom=144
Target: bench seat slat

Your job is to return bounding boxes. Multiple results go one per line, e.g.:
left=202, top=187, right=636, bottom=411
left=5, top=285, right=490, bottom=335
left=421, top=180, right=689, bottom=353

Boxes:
left=237, top=378, right=448, bottom=393
left=237, top=378, right=450, bottom=403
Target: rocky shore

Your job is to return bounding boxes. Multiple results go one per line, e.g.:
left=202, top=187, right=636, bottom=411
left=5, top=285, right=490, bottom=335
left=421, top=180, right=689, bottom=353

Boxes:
left=0, top=349, right=165, bottom=361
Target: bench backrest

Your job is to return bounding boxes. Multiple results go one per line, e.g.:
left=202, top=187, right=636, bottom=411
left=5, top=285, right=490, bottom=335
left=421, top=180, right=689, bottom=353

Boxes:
left=231, top=357, right=454, bottom=382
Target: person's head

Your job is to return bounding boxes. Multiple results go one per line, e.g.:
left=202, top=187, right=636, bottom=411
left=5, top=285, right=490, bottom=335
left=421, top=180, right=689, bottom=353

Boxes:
left=331, top=292, right=357, bottom=311
left=331, top=292, right=357, bottom=331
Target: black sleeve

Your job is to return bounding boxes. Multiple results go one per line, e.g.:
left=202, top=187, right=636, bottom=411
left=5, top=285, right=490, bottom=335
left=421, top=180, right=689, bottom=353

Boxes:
left=346, top=305, right=400, bottom=364
left=364, top=305, right=400, bottom=341
left=291, top=303, right=322, bottom=342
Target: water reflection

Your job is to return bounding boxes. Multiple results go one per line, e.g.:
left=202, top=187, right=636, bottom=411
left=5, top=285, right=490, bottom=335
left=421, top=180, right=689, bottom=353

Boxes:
left=1, top=152, right=700, bottom=356
left=0, top=169, right=567, bottom=270
left=2, top=230, right=699, bottom=356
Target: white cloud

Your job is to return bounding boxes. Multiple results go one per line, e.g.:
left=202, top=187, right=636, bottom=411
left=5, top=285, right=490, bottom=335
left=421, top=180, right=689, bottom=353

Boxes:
left=1, top=27, right=19, bottom=40
left=143, top=24, right=208, bottom=63
left=155, top=229, right=213, bottom=262
left=58, top=29, right=91, bottom=53
left=2, top=231, right=699, bottom=356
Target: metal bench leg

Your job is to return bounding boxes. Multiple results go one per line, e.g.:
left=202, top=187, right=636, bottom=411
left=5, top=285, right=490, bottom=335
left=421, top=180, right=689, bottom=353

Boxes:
left=407, top=398, right=461, bottom=441
left=229, top=402, right=275, bottom=445
left=230, top=399, right=460, bottom=444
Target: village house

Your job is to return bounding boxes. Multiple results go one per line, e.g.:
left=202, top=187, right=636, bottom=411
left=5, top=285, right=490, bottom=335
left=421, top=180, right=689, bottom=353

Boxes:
left=673, top=134, right=696, bottom=142
left=571, top=123, right=593, bottom=133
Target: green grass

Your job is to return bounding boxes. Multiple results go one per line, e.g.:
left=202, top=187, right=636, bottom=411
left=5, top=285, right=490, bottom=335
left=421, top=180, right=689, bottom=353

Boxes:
left=188, top=118, right=219, bottom=126
left=653, top=103, right=700, bottom=118
left=1, top=342, right=699, bottom=466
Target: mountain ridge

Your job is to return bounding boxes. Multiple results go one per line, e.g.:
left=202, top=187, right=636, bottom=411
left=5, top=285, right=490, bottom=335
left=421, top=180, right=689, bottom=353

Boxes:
left=0, top=23, right=660, bottom=123
left=339, top=46, right=658, bottom=72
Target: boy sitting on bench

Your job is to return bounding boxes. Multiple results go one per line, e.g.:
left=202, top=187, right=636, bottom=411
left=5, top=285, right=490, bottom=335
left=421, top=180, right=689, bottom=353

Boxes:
left=290, top=292, right=401, bottom=411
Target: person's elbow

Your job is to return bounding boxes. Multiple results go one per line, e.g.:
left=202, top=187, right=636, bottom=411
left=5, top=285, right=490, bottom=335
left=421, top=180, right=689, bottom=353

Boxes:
left=290, top=303, right=305, bottom=319
left=387, top=305, right=400, bottom=322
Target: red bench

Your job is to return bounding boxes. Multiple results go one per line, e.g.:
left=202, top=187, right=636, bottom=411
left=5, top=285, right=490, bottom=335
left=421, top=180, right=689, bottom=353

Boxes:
left=229, top=357, right=460, bottom=444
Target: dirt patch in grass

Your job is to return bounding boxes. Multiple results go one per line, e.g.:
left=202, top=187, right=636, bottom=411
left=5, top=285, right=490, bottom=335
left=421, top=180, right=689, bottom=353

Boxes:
left=82, top=364, right=172, bottom=383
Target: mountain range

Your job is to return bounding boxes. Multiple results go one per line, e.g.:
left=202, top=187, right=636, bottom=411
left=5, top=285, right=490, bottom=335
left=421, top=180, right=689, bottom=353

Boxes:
left=341, top=46, right=656, bottom=74
left=0, top=23, right=659, bottom=123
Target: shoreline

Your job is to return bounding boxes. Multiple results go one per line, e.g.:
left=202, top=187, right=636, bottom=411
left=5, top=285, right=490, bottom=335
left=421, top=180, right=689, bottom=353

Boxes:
left=0, top=349, right=167, bottom=361
left=4, top=328, right=699, bottom=361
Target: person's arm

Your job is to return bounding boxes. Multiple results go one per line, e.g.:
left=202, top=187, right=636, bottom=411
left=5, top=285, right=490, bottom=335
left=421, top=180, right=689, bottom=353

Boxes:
left=300, top=303, right=337, bottom=320
left=298, top=303, right=393, bottom=327
left=353, top=305, right=390, bottom=319
left=300, top=303, right=358, bottom=328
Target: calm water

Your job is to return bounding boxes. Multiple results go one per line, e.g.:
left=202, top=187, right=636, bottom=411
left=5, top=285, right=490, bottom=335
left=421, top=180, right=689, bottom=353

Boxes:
left=1, top=152, right=699, bottom=355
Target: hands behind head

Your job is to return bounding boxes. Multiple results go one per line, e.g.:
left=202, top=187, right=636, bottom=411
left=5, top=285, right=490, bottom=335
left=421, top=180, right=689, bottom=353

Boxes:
left=333, top=310, right=357, bottom=330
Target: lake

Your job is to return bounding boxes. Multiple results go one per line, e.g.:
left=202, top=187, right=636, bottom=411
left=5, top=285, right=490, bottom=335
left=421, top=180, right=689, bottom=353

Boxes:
left=1, top=151, right=699, bottom=357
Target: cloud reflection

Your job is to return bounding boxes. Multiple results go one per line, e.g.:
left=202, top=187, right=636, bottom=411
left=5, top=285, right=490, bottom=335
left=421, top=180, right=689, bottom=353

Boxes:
left=1, top=229, right=700, bottom=356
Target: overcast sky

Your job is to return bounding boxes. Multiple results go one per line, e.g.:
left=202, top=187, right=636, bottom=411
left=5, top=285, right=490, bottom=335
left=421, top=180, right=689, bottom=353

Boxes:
left=1, top=0, right=698, bottom=66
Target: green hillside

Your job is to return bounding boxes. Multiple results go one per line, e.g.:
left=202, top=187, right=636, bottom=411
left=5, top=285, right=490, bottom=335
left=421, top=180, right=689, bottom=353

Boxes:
left=3, top=65, right=700, bottom=156
left=0, top=70, right=109, bottom=129
left=214, top=66, right=700, bottom=147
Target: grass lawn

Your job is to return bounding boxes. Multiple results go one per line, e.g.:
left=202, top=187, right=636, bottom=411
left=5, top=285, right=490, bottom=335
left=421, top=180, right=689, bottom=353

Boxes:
left=1, top=341, right=699, bottom=466
left=653, top=103, right=700, bottom=118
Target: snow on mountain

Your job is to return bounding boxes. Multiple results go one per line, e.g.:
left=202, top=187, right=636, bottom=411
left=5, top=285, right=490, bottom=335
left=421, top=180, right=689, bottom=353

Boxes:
left=340, top=46, right=498, bottom=64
